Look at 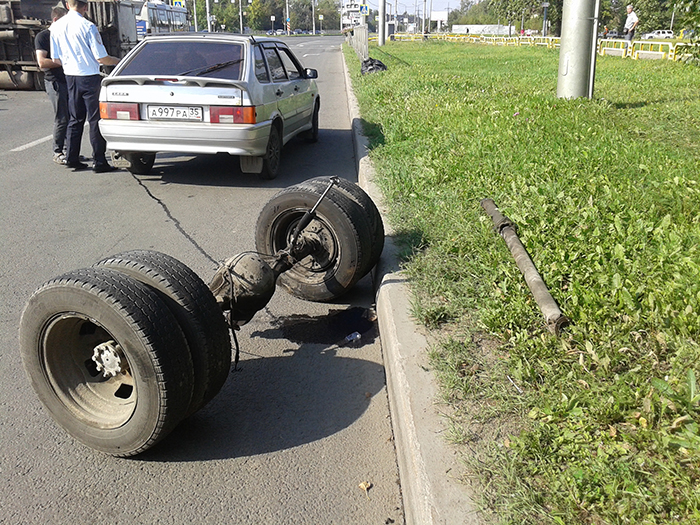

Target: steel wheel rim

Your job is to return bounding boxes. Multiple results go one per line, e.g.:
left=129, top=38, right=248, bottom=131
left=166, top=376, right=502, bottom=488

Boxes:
left=41, top=314, right=137, bottom=429
left=270, top=208, right=340, bottom=280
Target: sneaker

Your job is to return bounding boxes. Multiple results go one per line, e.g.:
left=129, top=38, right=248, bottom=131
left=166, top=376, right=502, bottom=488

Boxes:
left=93, top=163, right=118, bottom=173
left=53, top=153, right=66, bottom=165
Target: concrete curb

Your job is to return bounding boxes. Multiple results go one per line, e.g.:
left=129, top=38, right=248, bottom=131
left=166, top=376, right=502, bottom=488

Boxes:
left=342, top=51, right=480, bottom=525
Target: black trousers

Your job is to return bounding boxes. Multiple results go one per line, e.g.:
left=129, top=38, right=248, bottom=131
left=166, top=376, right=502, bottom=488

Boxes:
left=65, top=74, right=107, bottom=166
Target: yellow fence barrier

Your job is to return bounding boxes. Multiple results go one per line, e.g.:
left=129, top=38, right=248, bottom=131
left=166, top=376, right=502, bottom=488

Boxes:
left=386, top=33, right=694, bottom=62
left=631, top=40, right=673, bottom=60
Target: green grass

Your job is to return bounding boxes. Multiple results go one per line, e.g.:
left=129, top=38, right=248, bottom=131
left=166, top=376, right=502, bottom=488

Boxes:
left=344, top=41, right=700, bottom=524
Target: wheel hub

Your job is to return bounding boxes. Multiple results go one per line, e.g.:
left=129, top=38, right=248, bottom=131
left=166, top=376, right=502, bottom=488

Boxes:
left=92, top=340, right=127, bottom=378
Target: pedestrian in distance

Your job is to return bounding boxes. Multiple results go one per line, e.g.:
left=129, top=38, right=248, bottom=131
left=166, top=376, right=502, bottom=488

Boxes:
left=35, top=4, right=69, bottom=165
left=50, top=0, right=120, bottom=172
left=623, top=5, right=639, bottom=45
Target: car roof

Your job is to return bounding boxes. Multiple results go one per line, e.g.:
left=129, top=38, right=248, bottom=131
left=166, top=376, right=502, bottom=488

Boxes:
left=141, top=33, right=285, bottom=45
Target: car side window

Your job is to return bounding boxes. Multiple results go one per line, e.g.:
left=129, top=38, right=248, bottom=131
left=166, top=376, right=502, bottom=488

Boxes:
left=254, top=46, right=270, bottom=83
left=263, top=47, right=287, bottom=82
left=277, top=47, right=302, bottom=80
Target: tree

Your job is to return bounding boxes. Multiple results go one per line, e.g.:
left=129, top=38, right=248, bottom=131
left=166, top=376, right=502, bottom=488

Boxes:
left=317, top=0, right=341, bottom=30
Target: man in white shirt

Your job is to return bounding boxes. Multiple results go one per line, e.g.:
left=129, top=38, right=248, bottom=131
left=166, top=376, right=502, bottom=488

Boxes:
left=50, top=0, right=120, bottom=172
left=624, top=5, right=639, bottom=43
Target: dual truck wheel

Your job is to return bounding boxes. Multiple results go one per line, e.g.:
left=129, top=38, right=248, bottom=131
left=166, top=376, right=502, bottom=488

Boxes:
left=19, top=178, right=383, bottom=456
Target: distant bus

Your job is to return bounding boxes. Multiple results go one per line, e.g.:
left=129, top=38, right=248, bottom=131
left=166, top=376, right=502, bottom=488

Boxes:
left=137, top=1, right=190, bottom=38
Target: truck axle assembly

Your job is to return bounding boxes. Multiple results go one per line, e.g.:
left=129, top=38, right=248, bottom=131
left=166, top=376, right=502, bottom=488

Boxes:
left=19, top=177, right=384, bottom=456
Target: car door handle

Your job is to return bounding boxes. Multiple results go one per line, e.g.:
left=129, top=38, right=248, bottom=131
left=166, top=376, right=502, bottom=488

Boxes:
left=276, top=89, right=284, bottom=97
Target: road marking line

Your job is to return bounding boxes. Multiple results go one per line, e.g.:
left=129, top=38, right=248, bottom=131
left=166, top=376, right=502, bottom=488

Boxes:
left=11, top=135, right=52, bottom=152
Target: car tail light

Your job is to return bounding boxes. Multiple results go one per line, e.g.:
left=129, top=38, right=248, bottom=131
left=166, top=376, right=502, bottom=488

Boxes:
left=210, top=106, right=256, bottom=125
left=100, top=102, right=140, bottom=120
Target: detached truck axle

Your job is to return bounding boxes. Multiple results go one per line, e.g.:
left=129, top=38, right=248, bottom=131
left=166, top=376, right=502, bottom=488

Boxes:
left=19, top=177, right=384, bottom=457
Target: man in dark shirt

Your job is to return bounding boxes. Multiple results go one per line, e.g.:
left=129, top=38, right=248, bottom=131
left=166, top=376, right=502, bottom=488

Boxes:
left=35, top=5, right=69, bottom=165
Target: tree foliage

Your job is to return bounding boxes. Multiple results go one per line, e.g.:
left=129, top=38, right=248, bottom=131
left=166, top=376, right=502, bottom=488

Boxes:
left=186, top=0, right=338, bottom=32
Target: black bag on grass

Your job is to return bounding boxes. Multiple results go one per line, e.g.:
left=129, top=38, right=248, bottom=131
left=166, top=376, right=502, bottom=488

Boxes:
left=361, top=58, right=387, bottom=75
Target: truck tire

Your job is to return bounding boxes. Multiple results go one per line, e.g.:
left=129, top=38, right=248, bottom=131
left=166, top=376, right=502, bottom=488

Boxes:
left=255, top=183, right=373, bottom=301
left=94, top=250, right=232, bottom=415
left=33, top=71, right=45, bottom=92
left=122, top=152, right=156, bottom=175
left=19, top=268, right=194, bottom=457
left=292, top=177, right=384, bottom=274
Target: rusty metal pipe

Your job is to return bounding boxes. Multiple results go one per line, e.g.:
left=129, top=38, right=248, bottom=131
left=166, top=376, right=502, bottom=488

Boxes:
left=481, top=198, right=569, bottom=335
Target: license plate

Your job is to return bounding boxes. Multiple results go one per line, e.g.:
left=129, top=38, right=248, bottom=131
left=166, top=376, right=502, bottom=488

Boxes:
left=147, top=105, right=203, bottom=121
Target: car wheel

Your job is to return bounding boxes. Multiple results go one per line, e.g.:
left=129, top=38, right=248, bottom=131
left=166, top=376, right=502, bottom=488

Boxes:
left=94, top=250, right=232, bottom=416
left=19, top=268, right=194, bottom=456
left=259, top=124, right=282, bottom=180
left=305, top=99, right=320, bottom=143
left=123, top=152, right=156, bottom=175
left=292, top=177, right=384, bottom=274
left=255, top=183, right=374, bottom=301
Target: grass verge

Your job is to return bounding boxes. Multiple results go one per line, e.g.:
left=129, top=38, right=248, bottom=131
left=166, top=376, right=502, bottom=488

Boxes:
left=344, top=41, right=700, bottom=524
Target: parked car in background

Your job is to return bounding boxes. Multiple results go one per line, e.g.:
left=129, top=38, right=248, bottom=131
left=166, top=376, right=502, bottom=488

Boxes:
left=606, top=30, right=621, bottom=38
left=642, top=29, right=674, bottom=39
left=99, top=34, right=320, bottom=180
left=275, top=29, right=286, bottom=35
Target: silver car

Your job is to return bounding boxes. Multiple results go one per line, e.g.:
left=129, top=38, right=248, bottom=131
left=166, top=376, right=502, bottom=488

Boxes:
left=98, top=34, right=320, bottom=179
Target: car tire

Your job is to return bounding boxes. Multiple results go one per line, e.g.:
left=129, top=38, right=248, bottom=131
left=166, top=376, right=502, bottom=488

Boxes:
left=259, top=124, right=282, bottom=180
left=255, top=183, right=374, bottom=301
left=122, top=152, right=156, bottom=175
left=304, top=99, right=320, bottom=143
left=94, top=250, right=232, bottom=416
left=19, top=267, right=194, bottom=457
left=292, top=177, right=384, bottom=274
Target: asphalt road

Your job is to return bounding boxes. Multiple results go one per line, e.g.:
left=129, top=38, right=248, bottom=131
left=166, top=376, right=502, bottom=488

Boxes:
left=0, top=36, right=404, bottom=524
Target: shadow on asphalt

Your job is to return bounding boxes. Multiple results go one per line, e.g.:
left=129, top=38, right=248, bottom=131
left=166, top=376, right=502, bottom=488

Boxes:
left=140, top=128, right=356, bottom=189
left=136, top=341, right=384, bottom=462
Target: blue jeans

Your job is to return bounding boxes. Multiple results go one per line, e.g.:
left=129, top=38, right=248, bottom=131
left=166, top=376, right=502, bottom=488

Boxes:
left=66, top=74, right=107, bottom=165
left=45, top=79, right=69, bottom=155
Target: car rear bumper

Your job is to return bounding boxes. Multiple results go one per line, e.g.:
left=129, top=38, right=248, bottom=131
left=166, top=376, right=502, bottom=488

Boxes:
left=99, top=119, right=271, bottom=156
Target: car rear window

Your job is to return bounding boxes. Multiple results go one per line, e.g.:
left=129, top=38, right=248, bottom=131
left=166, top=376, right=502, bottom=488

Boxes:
left=118, top=41, right=245, bottom=80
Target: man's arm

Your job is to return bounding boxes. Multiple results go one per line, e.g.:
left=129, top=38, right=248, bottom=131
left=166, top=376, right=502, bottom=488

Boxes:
left=97, top=55, right=120, bottom=66
left=36, top=49, right=62, bottom=69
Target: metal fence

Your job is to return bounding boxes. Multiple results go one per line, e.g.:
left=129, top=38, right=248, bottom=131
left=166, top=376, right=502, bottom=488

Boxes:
left=346, top=25, right=369, bottom=61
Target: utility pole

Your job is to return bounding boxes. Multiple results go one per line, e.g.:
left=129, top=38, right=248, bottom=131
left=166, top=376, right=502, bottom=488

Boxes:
left=542, top=2, right=548, bottom=37
left=239, top=0, right=243, bottom=33
left=285, top=0, right=290, bottom=34
left=379, top=0, right=386, bottom=45
left=312, top=0, right=316, bottom=34
left=206, top=0, right=212, bottom=32
left=557, top=0, right=599, bottom=99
